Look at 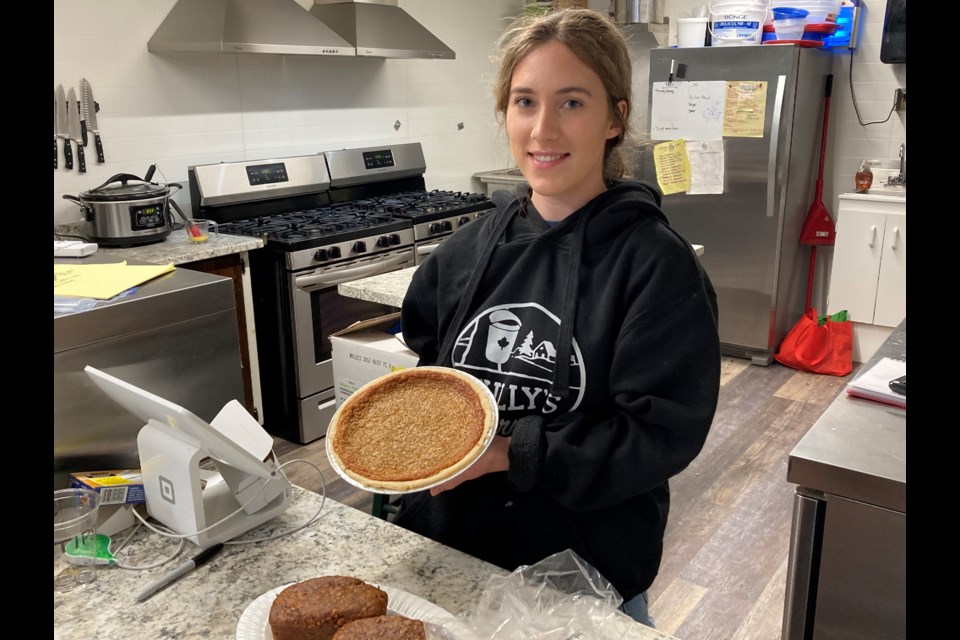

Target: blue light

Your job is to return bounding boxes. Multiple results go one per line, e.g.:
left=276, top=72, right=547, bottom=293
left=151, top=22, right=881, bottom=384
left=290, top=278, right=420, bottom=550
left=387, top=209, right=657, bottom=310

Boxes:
left=825, top=5, right=856, bottom=49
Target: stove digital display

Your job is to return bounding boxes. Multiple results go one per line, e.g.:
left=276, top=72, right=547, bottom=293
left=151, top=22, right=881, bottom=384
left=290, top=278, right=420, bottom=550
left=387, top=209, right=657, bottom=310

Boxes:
left=130, top=204, right=166, bottom=230
left=362, top=150, right=395, bottom=170
left=246, top=163, right=289, bottom=186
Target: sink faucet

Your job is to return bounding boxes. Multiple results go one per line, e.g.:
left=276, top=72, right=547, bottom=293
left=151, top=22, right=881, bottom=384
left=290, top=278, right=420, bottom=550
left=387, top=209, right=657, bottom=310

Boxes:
left=888, top=144, right=906, bottom=185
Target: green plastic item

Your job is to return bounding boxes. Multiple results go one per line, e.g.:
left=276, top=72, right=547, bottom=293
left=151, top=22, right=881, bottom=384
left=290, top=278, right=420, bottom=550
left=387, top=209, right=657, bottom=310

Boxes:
left=64, top=533, right=115, bottom=565
left=817, top=309, right=848, bottom=326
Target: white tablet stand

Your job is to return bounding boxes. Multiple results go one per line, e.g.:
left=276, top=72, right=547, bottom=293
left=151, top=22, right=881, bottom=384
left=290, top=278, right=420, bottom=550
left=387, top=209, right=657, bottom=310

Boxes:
left=84, top=366, right=291, bottom=547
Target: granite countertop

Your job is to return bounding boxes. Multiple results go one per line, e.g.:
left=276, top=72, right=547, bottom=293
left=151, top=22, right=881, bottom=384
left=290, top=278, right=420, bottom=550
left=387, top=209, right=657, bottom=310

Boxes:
left=787, top=318, right=906, bottom=513
left=54, top=222, right=263, bottom=266
left=339, top=245, right=705, bottom=308
left=53, top=486, right=673, bottom=640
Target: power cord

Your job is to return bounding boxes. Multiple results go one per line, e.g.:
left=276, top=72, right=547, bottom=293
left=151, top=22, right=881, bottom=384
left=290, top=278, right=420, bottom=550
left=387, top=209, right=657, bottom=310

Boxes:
left=111, top=520, right=186, bottom=571
left=114, top=456, right=327, bottom=571
left=847, top=49, right=896, bottom=126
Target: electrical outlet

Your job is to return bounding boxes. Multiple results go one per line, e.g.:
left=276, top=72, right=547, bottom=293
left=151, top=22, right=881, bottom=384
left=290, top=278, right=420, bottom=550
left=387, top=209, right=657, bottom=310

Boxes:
left=894, top=89, right=906, bottom=112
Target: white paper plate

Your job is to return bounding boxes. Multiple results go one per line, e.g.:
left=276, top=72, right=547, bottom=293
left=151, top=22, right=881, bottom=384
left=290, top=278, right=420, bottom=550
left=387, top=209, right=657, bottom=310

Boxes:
left=236, top=582, right=474, bottom=640
left=325, top=367, right=499, bottom=495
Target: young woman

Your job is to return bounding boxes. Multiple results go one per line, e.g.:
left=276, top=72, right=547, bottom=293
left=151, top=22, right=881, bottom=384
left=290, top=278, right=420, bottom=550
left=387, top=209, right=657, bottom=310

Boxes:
left=394, top=8, right=721, bottom=626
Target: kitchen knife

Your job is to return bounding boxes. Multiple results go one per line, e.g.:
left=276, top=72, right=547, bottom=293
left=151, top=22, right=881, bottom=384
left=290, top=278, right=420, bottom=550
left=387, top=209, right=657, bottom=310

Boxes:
left=67, top=87, right=86, bottom=173
left=81, top=78, right=104, bottom=163
left=56, top=84, right=72, bottom=170
left=53, top=89, right=58, bottom=169
left=79, top=99, right=87, bottom=147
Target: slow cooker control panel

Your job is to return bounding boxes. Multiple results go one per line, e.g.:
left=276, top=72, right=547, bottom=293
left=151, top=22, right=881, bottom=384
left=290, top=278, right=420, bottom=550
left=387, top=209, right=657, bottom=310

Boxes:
left=130, top=203, right=167, bottom=230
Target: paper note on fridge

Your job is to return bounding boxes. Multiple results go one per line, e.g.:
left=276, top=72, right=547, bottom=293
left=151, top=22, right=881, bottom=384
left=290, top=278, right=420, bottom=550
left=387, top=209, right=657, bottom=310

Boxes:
left=54, top=261, right=176, bottom=299
left=723, top=81, right=768, bottom=138
left=686, top=140, right=725, bottom=195
left=653, top=139, right=691, bottom=195
left=651, top=81, right=726, bottom=141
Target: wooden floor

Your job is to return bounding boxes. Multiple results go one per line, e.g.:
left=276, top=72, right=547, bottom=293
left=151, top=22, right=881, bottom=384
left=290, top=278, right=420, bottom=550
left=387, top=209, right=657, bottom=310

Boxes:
left=272, top=356, right=856, bottom=639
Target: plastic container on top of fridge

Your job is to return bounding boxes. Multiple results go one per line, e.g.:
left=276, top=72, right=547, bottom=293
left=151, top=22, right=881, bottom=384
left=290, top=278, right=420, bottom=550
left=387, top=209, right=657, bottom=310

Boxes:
left=770, top=0, right=840, bottom=22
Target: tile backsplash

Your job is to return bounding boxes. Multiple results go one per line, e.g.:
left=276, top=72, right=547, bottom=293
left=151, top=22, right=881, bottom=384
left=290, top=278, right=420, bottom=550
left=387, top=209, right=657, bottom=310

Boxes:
left=53, top=0, right=522, bottom=225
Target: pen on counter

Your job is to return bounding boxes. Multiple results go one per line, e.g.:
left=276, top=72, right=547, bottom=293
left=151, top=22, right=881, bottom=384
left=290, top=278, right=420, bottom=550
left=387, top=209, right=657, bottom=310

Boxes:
left=135, top=543, right=225, bottom=603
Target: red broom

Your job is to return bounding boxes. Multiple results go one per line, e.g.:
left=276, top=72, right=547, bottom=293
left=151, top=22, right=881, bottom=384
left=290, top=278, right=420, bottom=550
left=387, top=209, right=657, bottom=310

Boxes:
left=798, top=74, right=837, bottom=313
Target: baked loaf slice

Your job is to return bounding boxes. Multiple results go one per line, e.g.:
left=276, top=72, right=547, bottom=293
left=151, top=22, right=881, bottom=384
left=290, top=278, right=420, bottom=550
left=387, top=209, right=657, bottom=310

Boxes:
left=268, top=576, right=388, bottom=640
left=331, top=614, right=426, bottom=640
left=328, top=366, right=496, bottom=492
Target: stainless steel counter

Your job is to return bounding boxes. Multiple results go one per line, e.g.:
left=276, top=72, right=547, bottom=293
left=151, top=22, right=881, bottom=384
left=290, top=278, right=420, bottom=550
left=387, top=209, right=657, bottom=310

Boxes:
left=786, top=319, right=906, bottom=512
left=783, top=318, right=906, bottom=639
left=54, top=259, right=246, bottom=489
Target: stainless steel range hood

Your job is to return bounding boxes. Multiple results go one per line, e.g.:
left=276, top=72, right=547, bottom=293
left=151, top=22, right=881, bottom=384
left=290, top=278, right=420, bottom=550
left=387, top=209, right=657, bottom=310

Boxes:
left=147, top=0, right=454, bottom=59
left=147, top=0, right=355, bottom=56
left=309, top=0, right=455, bottom=59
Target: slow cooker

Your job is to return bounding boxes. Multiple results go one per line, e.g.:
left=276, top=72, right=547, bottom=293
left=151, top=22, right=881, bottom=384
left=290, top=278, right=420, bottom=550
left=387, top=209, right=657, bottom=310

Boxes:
left=63, top=165, right=176, bottom=247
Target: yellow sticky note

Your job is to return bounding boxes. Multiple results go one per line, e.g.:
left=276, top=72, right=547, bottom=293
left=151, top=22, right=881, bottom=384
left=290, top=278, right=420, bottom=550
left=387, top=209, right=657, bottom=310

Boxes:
left=54, top=261, right=176, bottom=300
left=723, top=81, right=768, bottom=138
left=653, top=139, right=691, bottom=195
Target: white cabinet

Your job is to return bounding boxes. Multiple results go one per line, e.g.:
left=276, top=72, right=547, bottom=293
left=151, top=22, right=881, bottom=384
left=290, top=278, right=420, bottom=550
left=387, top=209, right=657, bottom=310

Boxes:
left=826, top=193, right=906, bottom=363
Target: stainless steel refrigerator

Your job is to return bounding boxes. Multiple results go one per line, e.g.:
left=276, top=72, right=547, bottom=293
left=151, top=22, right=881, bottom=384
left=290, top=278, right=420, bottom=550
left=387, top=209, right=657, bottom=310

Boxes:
left=644, top=46, right=833, bottom=364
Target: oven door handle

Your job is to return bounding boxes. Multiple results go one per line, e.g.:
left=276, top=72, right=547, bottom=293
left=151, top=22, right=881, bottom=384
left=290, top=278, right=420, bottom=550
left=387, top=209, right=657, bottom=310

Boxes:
left=416, top=242, right=439, bottom=258
left=294, top=253, right=411, bottom=290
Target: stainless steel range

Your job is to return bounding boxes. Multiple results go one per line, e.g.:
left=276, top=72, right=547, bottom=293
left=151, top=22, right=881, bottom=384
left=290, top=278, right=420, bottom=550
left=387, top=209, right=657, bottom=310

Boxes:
left=188, top=143, right=494, bottom=443
left=324, top=145, right=495, bottom=264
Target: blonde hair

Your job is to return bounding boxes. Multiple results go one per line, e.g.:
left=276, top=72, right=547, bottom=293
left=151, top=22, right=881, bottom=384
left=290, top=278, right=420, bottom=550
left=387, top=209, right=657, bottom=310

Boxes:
left=493, top=8, right=633, bottom=184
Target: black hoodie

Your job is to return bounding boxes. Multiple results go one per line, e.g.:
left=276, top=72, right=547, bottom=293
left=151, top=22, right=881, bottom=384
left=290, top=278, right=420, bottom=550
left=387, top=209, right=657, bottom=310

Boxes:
left=396, top=180, right=721, bottom=600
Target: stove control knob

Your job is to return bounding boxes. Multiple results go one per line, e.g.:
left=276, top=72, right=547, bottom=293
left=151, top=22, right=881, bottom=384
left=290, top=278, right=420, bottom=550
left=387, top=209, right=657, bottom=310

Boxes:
left=314, top=248, right=328, bottom=261
left=429, top=222, right=442, bottom=234
left=388, top=234, right=401, bottom=245
left=458, top=216, right=471, bottom=226
left=328, top=246, right=342, bottom=258
left=353, top=241, right=367, bottom=253
left=376, top=236, right=389, bottom=248
left=441, top=221, right=453, bottom=232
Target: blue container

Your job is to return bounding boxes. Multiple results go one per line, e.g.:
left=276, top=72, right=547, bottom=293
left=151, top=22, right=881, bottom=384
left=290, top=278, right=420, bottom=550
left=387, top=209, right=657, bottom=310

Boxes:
left=771, top=6, right=809, bottom=20
left=824, top=5, right=856, bottom=49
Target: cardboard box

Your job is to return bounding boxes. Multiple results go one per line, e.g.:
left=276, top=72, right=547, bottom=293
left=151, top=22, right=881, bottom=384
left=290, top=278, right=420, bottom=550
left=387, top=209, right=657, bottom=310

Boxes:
left=69, top=470, right=146, bottom=506
left=330, top=313, right=419, bottom=405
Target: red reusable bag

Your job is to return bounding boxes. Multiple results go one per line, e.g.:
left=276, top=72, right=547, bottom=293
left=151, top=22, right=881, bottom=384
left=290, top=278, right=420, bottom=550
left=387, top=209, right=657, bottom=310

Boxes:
left=774, top=309, right=853, bottom=376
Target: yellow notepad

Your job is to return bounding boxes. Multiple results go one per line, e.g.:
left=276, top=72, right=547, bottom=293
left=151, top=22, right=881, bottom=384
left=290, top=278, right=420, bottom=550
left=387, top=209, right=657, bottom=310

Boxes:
left=53, top=261, right=176, bottom=300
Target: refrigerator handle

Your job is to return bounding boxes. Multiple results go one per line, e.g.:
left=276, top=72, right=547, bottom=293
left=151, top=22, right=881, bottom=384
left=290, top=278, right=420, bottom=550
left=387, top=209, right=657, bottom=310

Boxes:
left=767, top=75, right=787, bottom=218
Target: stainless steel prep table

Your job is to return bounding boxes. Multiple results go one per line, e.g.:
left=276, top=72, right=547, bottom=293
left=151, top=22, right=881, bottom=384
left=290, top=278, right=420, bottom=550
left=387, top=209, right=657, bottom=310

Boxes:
left=55, top=223, right=266, bottom=417
left=782, top=318, right=906, bottom=639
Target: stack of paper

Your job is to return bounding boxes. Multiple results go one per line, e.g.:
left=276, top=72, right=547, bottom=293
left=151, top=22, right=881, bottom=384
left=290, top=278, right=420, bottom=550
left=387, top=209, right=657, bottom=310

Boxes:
left=845, top=357, right=906, bottom=408
left=53, top=261, right=175, bottom=300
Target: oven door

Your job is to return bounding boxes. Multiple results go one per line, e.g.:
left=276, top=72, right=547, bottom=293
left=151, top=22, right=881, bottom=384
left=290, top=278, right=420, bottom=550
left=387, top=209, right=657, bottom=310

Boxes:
left=415, top=237, right=445, bottom=265
left=290, top=248, right=414, bottom=399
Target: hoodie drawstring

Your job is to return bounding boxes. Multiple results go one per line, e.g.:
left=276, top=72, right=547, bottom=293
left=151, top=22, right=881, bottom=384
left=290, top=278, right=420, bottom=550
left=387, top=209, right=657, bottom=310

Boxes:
left=549, top=207, right=590, bottom=397
left=435, top=197, right=520, bottom=367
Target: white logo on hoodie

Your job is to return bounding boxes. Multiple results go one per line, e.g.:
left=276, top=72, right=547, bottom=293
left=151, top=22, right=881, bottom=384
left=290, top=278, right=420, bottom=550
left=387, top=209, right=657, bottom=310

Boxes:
left=452, top=303, right=585, bottom=435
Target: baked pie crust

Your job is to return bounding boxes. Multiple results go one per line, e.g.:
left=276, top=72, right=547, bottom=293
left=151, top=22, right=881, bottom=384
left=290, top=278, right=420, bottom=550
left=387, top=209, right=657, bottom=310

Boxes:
left=327, top=367, right=497, bottom=492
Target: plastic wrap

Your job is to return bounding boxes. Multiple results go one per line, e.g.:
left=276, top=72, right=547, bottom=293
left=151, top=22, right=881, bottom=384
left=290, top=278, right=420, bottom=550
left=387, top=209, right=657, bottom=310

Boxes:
left=54, top=295, right=101, bottom=316
left=449, top=549, right=652, bottom=639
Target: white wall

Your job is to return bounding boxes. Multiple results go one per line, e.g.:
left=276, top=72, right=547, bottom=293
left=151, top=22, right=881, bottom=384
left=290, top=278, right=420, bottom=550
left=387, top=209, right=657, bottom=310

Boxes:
left=53, top=0, right=523, bottom=225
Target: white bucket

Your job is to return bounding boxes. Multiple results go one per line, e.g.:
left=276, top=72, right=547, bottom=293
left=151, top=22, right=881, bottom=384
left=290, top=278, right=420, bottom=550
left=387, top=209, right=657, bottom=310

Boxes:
left=709, top=0, right=769, bottom=46
left=677, top=17, right=709, bottom=47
